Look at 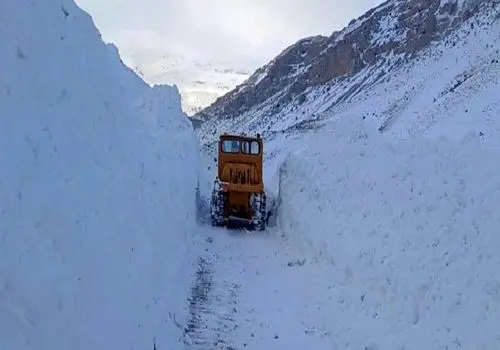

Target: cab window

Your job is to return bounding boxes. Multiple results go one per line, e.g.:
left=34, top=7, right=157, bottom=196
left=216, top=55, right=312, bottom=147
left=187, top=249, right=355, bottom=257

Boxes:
left=241, top=141, right=250, bottom=154
left=221, top=139, right=240, bottom=153
left=250, top=141, right=260, bottom=155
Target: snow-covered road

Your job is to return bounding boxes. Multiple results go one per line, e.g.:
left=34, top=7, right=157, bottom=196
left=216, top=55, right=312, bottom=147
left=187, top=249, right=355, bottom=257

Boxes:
left=183, top=225, right=339, bottom=350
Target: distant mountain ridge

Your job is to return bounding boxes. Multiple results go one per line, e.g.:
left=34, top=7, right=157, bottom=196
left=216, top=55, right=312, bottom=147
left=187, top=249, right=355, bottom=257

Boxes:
left=194, top=0, right=496, bottom=124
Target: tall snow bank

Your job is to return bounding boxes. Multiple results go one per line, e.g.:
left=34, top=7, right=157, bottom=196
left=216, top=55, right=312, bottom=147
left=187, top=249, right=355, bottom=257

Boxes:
left=277, top=117, right=500, bottom=349
left=0, top=0, right=199, bottom=349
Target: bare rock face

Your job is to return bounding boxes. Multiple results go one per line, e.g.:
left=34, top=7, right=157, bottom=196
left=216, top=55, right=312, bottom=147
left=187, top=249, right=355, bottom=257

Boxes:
left=195, top=0, right=490, bottom=122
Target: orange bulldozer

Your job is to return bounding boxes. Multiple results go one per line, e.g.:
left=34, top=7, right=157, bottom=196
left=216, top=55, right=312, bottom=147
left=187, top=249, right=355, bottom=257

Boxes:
left=210, top=133, right=268, bottom=231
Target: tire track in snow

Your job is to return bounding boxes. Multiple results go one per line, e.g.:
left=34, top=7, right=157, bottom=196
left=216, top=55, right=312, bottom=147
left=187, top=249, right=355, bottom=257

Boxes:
left=183, top=255, right=240, bottom=350
left=182, top=227, right=338, bottom=349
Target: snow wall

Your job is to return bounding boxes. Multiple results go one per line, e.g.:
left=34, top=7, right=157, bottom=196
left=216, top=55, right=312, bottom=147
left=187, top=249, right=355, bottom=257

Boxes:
left=0, top=0, right=200, bottom=349
left=277, top=117, right=500, bottom=349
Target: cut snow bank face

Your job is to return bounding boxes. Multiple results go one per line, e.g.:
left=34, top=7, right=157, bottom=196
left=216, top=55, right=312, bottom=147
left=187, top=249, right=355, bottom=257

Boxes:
left=0, top=1, right=199, bottom=349
left=277, top=117, right=500, bottom=348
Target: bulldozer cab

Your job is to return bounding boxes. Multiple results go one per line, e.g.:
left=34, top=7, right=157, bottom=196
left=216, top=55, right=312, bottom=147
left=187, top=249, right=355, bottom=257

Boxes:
left=217, top=133, right=264, bottom=194
left=211, top=133, right=267, bottom=231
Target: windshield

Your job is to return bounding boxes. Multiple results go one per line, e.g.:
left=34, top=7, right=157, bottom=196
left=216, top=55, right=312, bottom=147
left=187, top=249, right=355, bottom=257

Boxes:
left=221, top=139, right=241, bottom=153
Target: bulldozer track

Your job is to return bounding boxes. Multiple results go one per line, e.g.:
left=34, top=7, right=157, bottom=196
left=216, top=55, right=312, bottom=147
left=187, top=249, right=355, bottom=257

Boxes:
left=183, top=256, right=240, bottom=350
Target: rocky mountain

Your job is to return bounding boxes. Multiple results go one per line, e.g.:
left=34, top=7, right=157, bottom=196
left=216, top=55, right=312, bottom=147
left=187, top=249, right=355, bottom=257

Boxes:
left=194, top=0, right=498, bottom=128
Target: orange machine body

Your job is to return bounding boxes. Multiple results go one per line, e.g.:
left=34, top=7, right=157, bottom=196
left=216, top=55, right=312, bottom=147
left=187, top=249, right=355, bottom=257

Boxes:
left=214, top=133, right=265, bottom=224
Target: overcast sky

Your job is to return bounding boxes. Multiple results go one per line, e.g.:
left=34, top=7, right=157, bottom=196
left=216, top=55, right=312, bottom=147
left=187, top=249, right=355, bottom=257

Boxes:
left=76, top=0, right=382, bottom=71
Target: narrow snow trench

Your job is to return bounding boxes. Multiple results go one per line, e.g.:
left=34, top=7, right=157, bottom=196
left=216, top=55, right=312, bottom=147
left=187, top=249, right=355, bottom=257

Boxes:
left=182, top=225, right=336, bottom=350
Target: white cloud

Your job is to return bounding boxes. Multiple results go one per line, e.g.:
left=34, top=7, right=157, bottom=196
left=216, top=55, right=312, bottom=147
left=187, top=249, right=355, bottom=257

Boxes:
left=77, top=0, right=382, bottom=66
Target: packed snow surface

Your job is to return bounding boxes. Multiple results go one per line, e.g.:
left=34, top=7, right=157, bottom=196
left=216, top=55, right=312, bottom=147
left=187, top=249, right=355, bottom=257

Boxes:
left=0, top=0, right=199, bottom=349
